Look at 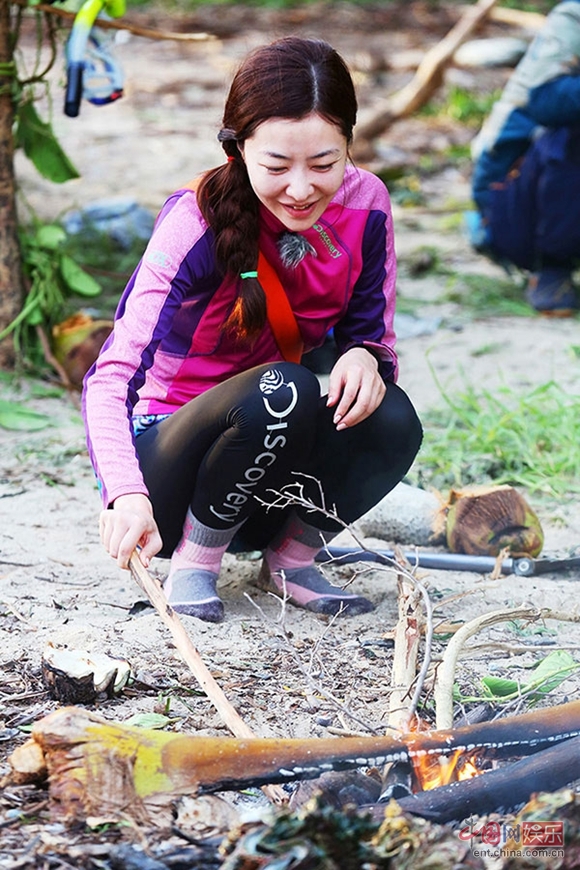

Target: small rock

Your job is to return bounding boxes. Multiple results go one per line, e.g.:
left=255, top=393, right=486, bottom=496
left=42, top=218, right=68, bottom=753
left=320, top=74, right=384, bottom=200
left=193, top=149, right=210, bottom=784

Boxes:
left=454, top=37, right=529, bottom=69
left=62, top=198, right=155, bottom=250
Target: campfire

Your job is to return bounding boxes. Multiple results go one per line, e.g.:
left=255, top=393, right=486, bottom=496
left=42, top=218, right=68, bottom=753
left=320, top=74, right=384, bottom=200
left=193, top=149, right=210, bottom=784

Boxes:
left=411, top=747, right=483, bottom=791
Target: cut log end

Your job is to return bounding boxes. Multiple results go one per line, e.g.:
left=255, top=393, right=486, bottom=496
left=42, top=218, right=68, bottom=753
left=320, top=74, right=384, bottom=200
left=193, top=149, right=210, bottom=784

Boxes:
left=446, top=485, right=544, bottom=557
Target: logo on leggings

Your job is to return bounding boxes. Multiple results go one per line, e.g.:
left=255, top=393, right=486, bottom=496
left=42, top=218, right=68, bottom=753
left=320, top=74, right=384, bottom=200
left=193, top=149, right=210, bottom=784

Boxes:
left=209, top=370, right=298, bottom=523
left=259, top=369, right=285, bottom=395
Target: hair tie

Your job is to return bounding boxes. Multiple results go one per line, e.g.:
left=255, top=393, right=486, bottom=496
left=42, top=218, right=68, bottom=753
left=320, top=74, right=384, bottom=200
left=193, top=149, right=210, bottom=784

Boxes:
left=218, top=127, right=237, bottom=143
left=227, top=156, right=235, bottom=163
left=240, top=270, right=258, bottom=279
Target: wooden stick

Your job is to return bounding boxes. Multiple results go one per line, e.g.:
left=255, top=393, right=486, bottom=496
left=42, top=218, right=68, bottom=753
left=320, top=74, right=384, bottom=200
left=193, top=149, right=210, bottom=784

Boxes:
left=129, top=553, right=254, bottom=739
left=128, top=552, right=286, bottom=803
left=388, top=574, right=423, bottom=733
left=433, top=605, right=540, bottom=731
left=353, top=0, right=499, bottom=157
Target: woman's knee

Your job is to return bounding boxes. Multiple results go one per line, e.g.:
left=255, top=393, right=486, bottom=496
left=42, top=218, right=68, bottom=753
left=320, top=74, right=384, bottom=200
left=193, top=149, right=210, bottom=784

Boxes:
left=248, top=362, right=320, bottom=429
left=377, top=383, right=423, bottom=451
left=259, top=362, right=320, bottom=404
left=224, top=363, right=321, bottom=466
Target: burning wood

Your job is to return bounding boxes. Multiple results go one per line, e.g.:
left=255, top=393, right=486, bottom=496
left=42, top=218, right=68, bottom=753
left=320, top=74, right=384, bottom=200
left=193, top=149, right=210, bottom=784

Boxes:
left=391, top=735, right=580, bottom=824
left=6, top=700, right=580, bottom=826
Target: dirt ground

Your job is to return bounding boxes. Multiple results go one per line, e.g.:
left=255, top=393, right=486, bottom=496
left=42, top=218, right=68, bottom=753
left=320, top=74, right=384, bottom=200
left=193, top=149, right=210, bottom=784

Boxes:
left=2, top=2, right=580, bottom=867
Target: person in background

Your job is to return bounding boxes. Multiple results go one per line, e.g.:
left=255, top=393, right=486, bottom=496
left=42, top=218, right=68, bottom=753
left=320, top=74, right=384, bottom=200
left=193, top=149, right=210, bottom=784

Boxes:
left=83, top=37, right=422, bottom=623
left=470, top=0, right=580, bottom=315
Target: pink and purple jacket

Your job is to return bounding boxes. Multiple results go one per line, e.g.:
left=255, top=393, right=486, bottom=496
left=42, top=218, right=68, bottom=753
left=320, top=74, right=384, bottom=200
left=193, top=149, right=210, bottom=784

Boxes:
left=82, top=164, right=399, bottom=507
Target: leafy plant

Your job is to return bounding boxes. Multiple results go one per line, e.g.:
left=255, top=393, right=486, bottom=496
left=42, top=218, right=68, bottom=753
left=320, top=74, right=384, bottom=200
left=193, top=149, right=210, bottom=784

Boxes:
left=0, top=222, right=102, bottom=367
left=15, top=98, right=80, bottom=184
left=412, top=378, right=580, bottom=498
left=1, top=2, right=106, bottom=370
left=0, top=399, right=51, bottom=431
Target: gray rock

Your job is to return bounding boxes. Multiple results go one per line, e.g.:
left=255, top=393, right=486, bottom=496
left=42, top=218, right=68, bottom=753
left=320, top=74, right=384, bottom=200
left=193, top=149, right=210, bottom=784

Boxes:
left=63, top=197, right=155, bottom=250
left=354, top=482, right=446, bottom=546
left=454, top=37, right=529, bottom=68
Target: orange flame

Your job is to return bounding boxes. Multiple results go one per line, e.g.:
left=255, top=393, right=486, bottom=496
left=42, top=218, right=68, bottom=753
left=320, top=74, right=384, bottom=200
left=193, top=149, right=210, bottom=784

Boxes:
left=412, top=748, right=482, bottom=791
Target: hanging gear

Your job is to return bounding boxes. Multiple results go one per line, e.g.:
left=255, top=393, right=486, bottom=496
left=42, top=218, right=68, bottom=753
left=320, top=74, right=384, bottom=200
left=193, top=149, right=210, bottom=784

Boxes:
left=64, top=0, right=126, bottom=118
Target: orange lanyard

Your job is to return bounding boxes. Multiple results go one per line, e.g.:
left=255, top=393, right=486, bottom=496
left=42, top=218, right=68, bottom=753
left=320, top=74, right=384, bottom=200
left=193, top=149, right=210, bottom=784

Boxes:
left=257, top=251, right=303, bottom=363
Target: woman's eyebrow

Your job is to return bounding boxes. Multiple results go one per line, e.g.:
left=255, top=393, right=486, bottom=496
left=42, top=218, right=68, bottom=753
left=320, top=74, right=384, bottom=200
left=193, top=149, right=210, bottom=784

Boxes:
left=261, top=147, right=343, bottom=160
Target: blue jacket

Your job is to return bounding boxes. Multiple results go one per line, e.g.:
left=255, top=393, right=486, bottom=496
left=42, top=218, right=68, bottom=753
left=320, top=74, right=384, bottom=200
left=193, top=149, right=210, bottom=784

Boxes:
left=472, top=1, right=580, bottom=210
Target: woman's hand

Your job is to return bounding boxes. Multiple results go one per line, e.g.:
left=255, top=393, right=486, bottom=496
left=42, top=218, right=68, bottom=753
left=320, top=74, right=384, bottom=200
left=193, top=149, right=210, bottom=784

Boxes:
left=327, top=346, right=386, bottom=430
left=99, top=493, right=163, bottom=569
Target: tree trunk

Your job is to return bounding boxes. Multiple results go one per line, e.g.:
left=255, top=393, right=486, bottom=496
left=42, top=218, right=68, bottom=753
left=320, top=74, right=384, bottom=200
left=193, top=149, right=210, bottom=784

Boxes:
left=0, top=0, right=23, bottom=369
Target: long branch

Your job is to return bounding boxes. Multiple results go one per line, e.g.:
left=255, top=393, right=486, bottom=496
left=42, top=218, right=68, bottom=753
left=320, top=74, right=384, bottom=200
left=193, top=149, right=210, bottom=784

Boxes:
left=433, top=605, right=540, bottom=730
left=353, top=0, right=498, bottom=155
left=14, top=1, right=216, bottom=42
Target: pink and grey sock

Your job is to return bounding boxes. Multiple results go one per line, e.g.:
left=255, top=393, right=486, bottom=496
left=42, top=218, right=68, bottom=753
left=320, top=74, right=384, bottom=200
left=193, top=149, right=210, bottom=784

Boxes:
left=164, top=510, right=242, bottom=623
left=262, top=513, right=374, bottom=617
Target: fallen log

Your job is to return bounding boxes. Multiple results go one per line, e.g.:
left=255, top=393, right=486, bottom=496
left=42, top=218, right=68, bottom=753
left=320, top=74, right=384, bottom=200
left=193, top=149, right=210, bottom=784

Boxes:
left=5, top=706, right=409, bottom=823
left=7, top=701, right=580, bottom=824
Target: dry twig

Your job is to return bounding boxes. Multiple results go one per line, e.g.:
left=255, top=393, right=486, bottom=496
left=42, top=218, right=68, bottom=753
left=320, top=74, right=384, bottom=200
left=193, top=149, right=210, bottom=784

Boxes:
left=244, top=588, right=382, bottom=735
left=433, top=605, right=541, bottom=730
left=258, top=476, right=437, bottom=728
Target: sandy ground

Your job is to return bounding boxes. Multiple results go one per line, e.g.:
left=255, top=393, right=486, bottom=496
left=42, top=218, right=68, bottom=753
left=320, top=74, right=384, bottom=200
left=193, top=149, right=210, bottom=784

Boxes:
left=2, top=3, right=580, bottom=865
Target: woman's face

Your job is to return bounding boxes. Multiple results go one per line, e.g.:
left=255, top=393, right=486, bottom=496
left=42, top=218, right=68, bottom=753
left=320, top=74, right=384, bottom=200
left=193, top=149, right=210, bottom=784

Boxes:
left=240, top=113, right=348, bottom=231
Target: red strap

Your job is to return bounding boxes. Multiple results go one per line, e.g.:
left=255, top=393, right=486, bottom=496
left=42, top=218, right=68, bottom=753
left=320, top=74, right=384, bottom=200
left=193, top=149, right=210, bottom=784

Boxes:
left=258, top=251, right=303, bottom=363
left=182, top=178, right=303, bottom=362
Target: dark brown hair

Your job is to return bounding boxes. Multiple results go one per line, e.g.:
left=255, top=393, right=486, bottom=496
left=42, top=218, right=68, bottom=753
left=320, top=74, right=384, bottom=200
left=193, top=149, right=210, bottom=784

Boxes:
left=197, top=37, right=358, bottom=342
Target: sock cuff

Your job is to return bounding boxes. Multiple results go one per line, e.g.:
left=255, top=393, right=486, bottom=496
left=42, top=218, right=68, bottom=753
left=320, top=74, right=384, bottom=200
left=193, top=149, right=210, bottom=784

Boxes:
left=181, top=509, right=244, bottom=548
left=271, top=512, right=336, bottom=552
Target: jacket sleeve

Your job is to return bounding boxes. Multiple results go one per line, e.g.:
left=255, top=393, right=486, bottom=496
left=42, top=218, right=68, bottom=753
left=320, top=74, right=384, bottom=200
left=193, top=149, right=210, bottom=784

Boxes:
left=333, top=177, right=399, bottom=382
left=82, top=191, right=211, bottom=507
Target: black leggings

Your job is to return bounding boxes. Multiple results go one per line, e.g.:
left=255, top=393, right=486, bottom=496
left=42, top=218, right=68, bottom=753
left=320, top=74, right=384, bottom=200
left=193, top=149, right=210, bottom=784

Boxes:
left=135, top=362, right=422, bottom=556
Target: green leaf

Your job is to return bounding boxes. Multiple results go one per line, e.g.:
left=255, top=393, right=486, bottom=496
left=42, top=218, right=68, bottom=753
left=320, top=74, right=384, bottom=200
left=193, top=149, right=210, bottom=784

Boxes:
left=480, top=651, right=580, bottom=704
left=35, top=224, right=67, bottom=250
left=15, top=101, right=80, bottom=183
left=59, top=255, right=102, bottom=297
left=525, top=650, right=579, bottom=698
left=123, top=712, right=173, bottom=730
left=0, top=400, right=51, bottom=431
left=531, top=649, right=576, bottom=676
left=480, top=676, right=519, bottom=698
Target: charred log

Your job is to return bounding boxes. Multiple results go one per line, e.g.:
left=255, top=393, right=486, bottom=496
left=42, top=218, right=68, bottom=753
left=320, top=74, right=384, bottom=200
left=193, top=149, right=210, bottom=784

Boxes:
left=386, top=736, right=580, bottom=824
